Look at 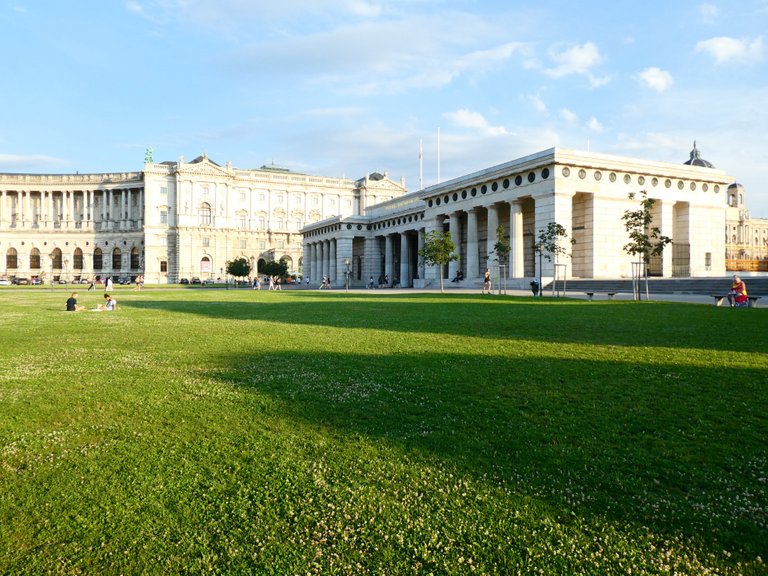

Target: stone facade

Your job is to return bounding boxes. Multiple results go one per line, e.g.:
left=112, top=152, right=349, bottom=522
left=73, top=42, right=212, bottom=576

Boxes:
left=0, top=154, right=406, bottom=283
left=302, top=147, right=739, bottom=289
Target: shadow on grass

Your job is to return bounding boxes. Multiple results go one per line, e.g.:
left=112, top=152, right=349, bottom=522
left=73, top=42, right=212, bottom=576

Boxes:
left=211, top=347, right=768, bottom=561
left=125, top=292, right=767, bottom=354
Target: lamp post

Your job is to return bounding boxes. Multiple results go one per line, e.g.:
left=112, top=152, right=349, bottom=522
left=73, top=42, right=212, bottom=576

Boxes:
left=344, top=257, right=350, bottom=293
left=63, top=258, right=69, bottom=288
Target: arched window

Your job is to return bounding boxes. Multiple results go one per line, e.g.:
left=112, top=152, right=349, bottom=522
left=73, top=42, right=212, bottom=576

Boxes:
left=51, top=248, right=62, bottom=269
left=112, top=248, right=122, bottom=270
left=73, top=248, right=84, bottom=270
left=93, top=248, right=103, bottom=270
left=6, top=248, right=18, bottom=269
left=29, top=248, right=41, bottom=270
left=199, top=202, right=212, bottom=226
left=130, top=247, right=140, bottom=270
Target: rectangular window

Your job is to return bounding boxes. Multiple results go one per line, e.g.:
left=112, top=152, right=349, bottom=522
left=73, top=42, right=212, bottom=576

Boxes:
left=239, top=192, right=246, bottom=201
left=160, top=210, right=168, bottom=224
left=276, top=218, right=284, bottom=229
left=276, top=193, right=284, bottom=203
left=705, top=252, right=712, bottom=271
left=312, top=196, right=319, bottom=206
left=259, top=240, right=266, bottom=250
left=259, top=193, right=266, bottom=202
left=160, top=260, right=168, bottom=272
left=239, top=239, right=247, bottom=249
left=294, top=219, right=302, bottom=230
left=160, top=186, right=168, bottom=196
left=202, top=237, right=210, bottom=247
left=277, top=240, right=285, bottom=249
left=160, top=236, right=167, bottom=246
left=258, top=216, right=266, bottom=230
left=239, top=215, right=246, bottom=229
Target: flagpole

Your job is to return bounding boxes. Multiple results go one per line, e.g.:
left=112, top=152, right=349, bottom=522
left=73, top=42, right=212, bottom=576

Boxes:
left=437, top=127, right=441, bottom=184
left=419, top=139, right=423, bottom=190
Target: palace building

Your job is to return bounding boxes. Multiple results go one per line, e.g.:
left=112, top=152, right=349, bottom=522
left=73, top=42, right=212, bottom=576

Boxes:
left=0, top=144, right=763, bottom=285
left=0, top=153, right=406, bottom=283
left=302, top=145, right=761, bottom=288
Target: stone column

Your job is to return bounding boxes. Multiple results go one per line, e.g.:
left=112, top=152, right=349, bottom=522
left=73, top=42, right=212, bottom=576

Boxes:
left=0, top=190, right=6, bottom=227
left=399, top=232, right=410, bottom=287
left=510, top=202, right=524, bottom=278
left=329, top=238, right=338, bottom=285
left=303, top=242, right=311, bottom=283
left=659, top=200, right=674, bottom=278
left=364, top=235, right=379, bottom=285
left=448, top=211, right=460, bottom=281
left=417, top=229, right=425, bottom=282
left=384, top=234, right=394, bottom=284
left=466, top=208, right=479, bottom=279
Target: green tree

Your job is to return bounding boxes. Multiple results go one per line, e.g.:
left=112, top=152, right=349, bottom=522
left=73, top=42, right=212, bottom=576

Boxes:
left=533, top=222, right=574, bottom=296
left=418, top=230, right=459, bottom=293
left=226, top=257, right=251, bottom=280
left=622, top=191, right=673, bottom=299
left=491, top=224, right=511, bottom=265
left=260, top=259, right=289, bottom=279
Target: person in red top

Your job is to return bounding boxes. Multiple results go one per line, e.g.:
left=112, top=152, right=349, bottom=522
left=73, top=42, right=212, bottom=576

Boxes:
left=727, top=275, right=748, bottom=307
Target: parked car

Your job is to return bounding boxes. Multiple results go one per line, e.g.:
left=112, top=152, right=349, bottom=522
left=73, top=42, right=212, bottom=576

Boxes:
left=30, top=278, right=42, bottom=285
left=0, top=279, right=10, bottom=286
left=118, top=277, right=132, bottom=285
left=191, top=277, right=202, bottom=284
left=179, top=278, right=190, bottom=284
left=12, top=277, right=29, bottom=285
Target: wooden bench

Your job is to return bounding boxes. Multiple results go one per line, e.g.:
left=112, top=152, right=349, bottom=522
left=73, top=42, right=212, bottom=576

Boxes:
left=712, top=295, right=761, bottom=307
left=585, top=292, right=616, bottom=301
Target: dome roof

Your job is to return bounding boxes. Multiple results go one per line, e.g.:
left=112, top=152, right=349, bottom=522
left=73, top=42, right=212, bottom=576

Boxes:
left=683, top=141, right=715, bottom=168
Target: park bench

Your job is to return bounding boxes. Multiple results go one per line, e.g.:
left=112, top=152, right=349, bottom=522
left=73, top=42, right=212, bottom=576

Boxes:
left=711, top=294, right=761, bottom=307
left=585, top=292, right=617, bottom=301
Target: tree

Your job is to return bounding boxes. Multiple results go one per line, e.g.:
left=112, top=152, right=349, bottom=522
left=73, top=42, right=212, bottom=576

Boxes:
left=418, top=230, right=459, bottom=293
left=533, top=222, right=574, bottom=296
left=260, top=259, right=288, bottom=279
left=622, top=191, right=673, bottom=300
left=490, top=225, right=511, bottom=294
left=226, top=257, right=251, bottom=280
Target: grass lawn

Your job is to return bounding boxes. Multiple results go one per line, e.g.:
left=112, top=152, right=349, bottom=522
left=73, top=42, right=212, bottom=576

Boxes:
left=0, top=287, right=766, bottom=575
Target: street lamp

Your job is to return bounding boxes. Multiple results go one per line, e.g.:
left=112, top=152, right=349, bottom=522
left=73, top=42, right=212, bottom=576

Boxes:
left=344, top=257, right=350, bottom=293
left=63, top=258, right=69, bottom=288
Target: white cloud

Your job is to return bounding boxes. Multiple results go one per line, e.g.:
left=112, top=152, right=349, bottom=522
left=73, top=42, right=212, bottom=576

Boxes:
left=525, top=93, right=548, bottom=114
left=699, top=3, right=719, bottom=22
left=560, top=108, right=579, bottom=126
left=0, top=153, right=69, bottom=168
left=636, top=67, right=674, bottom=92
left=695, top=36, right=764, bottom=63
left=346, top=0, right=383, bottom=18
left=587, top=117, right=604, bottom=133
left=544, top=42, right=609, bottom=87
left=443, top=109, right=507, bottom=136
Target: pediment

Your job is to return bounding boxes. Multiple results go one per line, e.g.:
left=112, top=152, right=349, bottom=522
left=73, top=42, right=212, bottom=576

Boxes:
left=177, top=155, right=231, bottom=177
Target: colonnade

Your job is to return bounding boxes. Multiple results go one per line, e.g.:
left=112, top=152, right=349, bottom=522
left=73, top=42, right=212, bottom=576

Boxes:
left=0, top=188, right=144, bottom=230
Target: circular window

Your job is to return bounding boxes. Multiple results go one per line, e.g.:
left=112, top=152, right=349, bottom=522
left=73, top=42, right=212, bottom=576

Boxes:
left=609, top=173, right=617, bottom=182
left=436, top=198, right=441, bottom=206
left=542, top=167, right=550, bottom=179
left=714, top=185, right=720, bottom=193
left=481, top=184, right=487, bottom=194
left=492, top=182, right=499, bottom=191
left=594, top=171, right=602, bottom=181
left=677, top=181, right=684, bottom=190
left=690, top=182, right=696, bottom=191
left=578, top=169, right=587, bottom=180
left=366, top=225, right=371, bottom=230
left=346, top=224, right=352, bottom=230
left=461, top=190, right=467, bottom=199
left=652, top=177, right=659, bottom=187
left=503, top=178, right=510, bottom=189
left=562, top=167, right=571, bottom=177
left=357, top=224, right=362, bottom=230
left=527, top=172, right=535, bottom=183
left=428, top=199, right=433, bottom=207
left=624, top=174, right=631, bottom=184
left=702, top=183, right=709, bottom=192
left=665, top=179, right=672, bottom=188
left=471, top=189, right=477, bottom=197
left=638, top=176, right=645, bottom=185
left=444, top=195, right=449, bottom=204
left=452, top=192, right=458, bottom=201
left=515, top=175, right=523, bottom=186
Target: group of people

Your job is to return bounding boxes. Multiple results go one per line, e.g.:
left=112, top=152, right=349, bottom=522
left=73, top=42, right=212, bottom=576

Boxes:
left=251, top=275, right=284, bottom=290
left=319, top=276, right=333, bottom=289
left=66, top=292, right=117, bottom=312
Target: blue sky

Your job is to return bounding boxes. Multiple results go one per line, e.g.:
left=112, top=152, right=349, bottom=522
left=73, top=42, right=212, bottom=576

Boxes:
left=1, top=1, right=767, bottom=213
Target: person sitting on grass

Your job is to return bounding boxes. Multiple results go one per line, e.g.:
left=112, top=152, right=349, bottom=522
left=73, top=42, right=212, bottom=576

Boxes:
left=66, top=292, right=85, bottom=312
left=97, top=293, right=117, bottom=311
left=727, top=275, right=748, bottom=307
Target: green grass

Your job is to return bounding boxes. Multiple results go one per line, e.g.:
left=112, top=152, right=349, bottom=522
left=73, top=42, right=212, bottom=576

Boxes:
left=0, top=287, right=766, bottom=575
